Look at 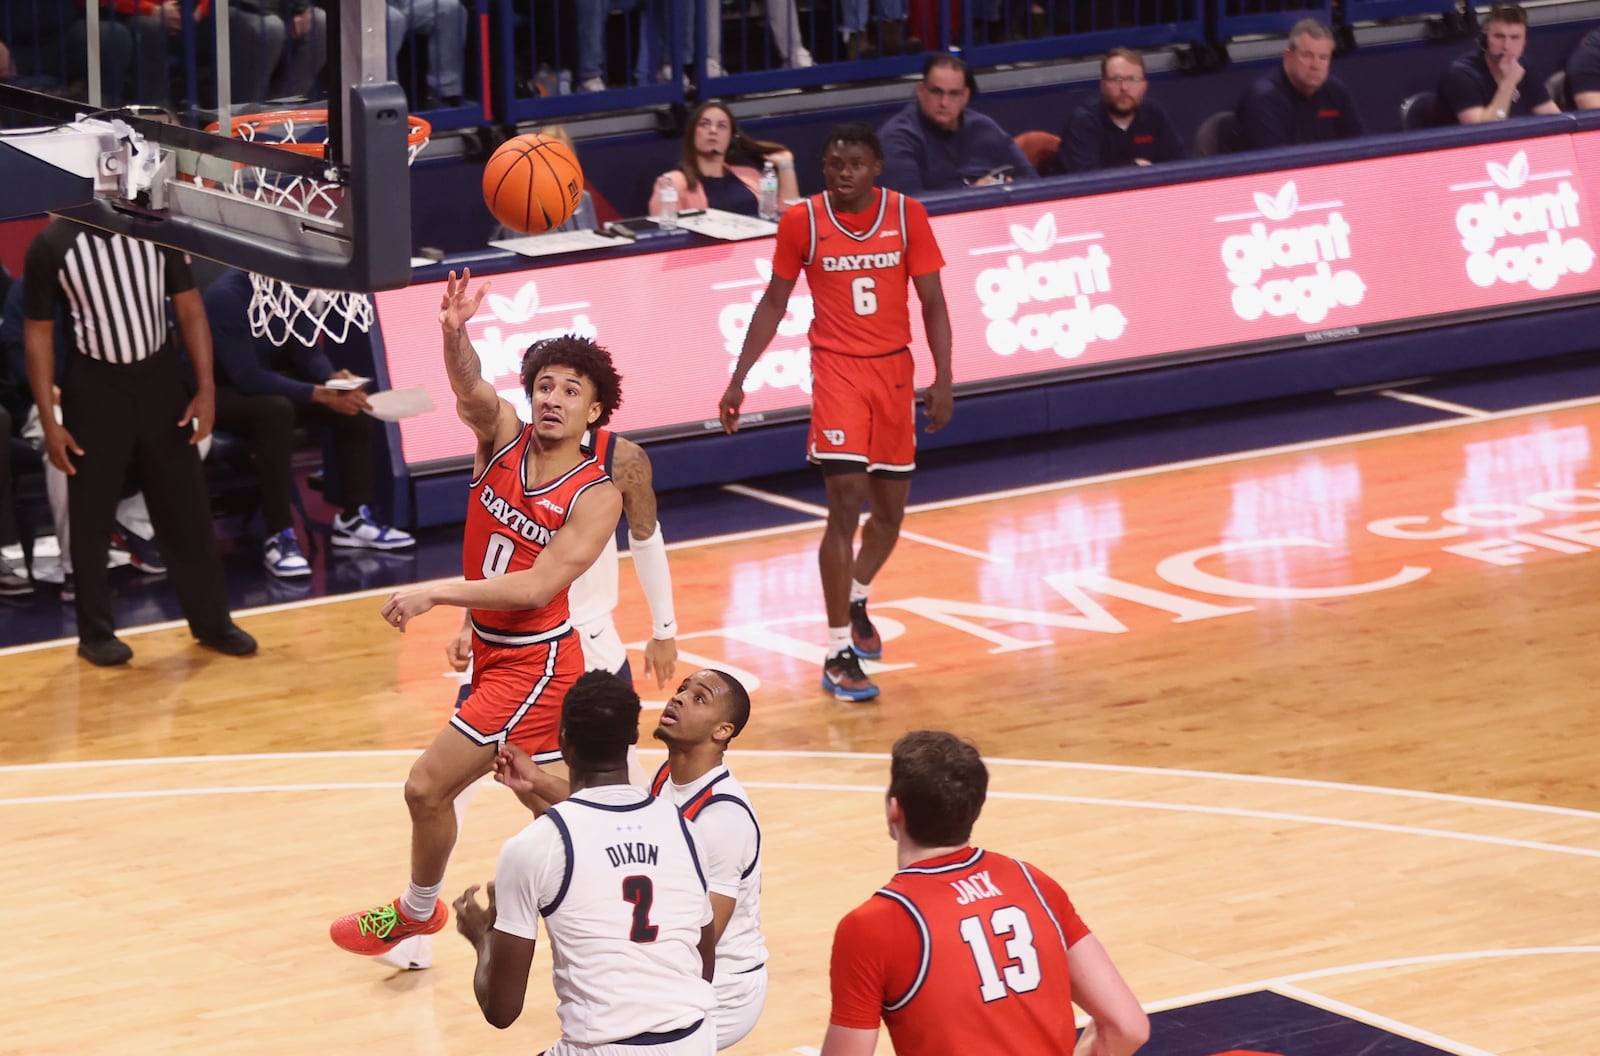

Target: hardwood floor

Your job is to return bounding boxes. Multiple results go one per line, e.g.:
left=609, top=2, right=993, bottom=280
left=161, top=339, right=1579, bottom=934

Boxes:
left=5, top=401, right=1598, bottom=1054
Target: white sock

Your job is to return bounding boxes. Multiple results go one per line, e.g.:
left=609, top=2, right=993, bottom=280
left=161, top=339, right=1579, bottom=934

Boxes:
left=401, top=880, right=442, bottom=922
left=827, top=626, right=852, bottom=658
left=849, top=579, right=871, bottom=603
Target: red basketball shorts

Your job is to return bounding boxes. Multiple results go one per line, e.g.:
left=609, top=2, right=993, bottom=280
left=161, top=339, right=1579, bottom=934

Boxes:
left=807, top=349, right=916, bottom=477
left=451, top=627, right=580, bottom=764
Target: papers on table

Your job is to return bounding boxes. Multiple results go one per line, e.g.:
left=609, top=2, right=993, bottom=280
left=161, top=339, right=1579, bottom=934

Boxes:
left=672, top=208, right=778, bottom=241
left=364, top=386, right=436, bottom=422
left=492, top=228, right=634, bottom=258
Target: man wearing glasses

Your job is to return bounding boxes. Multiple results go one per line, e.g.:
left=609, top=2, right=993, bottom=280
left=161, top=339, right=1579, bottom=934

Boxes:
left=880, top=53, right=1038, bottom=193
left=1057, top=48, right=1184, bottom=173
left=1236, top=19, right=1365, bottom=151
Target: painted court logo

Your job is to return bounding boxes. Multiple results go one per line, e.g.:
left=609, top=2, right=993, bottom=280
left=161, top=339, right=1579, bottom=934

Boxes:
left=973, top=211, right=1126, bottom=359
left=1453, top=149, right=1594, bottom=291
left=1218, top=181, right=1365, bottom=325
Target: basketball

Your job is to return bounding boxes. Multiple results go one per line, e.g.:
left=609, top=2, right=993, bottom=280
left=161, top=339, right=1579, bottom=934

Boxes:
left=482, top=133, right=585, bottom=235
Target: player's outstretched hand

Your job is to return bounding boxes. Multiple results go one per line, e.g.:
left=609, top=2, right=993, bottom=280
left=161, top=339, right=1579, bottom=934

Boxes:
left=453, top=882, right=497, bottom=944
left=718, top=381, right=745, bottom=434
left=493, top=743, right=541, bottom=795
left=923, top=379, right=954, bottom=433
left=380, top=587, right=436, bottom=632
left=439, top=268, right=490, bottom=332
left=643, top=637, right=678, bottom=689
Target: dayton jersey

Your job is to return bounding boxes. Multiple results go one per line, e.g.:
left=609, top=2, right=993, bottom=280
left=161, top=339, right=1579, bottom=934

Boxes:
left=493, top=785, right=718, bottom=1045
left=651, top=763, right=768, bottom=978
left=463, top=423, right=611, bottom=642
left=828, top=847, right=1089, bottom=1055
left=771, top=188, right=945, bottom=358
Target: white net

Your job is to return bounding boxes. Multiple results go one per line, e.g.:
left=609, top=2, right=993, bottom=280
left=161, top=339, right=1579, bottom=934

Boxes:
left=212, top=110, right=429, bottom=347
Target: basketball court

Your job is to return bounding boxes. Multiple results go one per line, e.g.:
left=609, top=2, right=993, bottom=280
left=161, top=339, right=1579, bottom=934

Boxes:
left=4, top=376, right=1599, bottom=1054
left=3, top=7, right=1599, bottom=1053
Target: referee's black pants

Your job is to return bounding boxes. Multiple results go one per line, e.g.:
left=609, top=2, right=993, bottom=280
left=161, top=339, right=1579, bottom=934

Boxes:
left=62, top=346, right=233, bottom=645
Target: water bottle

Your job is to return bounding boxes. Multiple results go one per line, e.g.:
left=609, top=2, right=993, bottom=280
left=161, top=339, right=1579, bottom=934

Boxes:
left=758, top=161, right=780, bottom=221
left=656, top=176, right=679, bottom=229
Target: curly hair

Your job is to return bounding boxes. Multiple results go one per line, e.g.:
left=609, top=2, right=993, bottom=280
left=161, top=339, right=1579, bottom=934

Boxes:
left=520, top=334, right=623, bottom=429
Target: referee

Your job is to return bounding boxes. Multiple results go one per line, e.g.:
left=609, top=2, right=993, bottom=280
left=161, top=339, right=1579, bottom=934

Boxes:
left=23, top=219, right=257, bottom=666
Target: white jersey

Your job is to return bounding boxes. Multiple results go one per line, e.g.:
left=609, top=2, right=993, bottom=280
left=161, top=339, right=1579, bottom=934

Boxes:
left=569, top=530, right=625, bottom=672
left=650, top=763, right=768, bottom=979
left=493, top=784, right=717, bottom=1045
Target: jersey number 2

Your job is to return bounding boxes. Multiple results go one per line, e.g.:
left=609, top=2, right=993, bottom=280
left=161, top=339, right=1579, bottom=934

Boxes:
left=622, top=876, right=658, bottom=943
left=851, top=276, right=878, bottom=316
left=958, top=907, right=1042, bottom=1002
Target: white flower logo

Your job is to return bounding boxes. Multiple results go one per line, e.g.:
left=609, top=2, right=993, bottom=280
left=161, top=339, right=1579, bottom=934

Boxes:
left=1253, top=182, right=1299, bottom=222
left=1008, top=212, right=1057, bottom=254
left=1486, top=151, right=1531, bottom=190
left=487, top=282, right=540, bottom=323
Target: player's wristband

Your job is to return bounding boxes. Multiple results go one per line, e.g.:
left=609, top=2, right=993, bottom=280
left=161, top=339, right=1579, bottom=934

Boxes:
left=630, top=522, right=678, bottom=640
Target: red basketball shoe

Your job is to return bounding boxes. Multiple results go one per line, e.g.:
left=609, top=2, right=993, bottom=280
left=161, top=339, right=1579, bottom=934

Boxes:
left=330, top=897, right=447, bottom=955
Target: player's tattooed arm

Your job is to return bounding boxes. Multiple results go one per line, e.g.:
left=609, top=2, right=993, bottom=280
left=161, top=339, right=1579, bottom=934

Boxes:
left=611, top=438, right=660, bottom=538
left=439, top=268, right=516, bottom=447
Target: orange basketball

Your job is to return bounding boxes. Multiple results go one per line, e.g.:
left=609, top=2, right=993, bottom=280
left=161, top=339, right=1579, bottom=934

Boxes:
left=483, top=133, right=584, bottom=234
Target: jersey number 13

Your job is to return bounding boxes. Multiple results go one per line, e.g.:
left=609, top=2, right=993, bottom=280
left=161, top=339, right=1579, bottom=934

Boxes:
left=958, top=906, right=1042, bottom=1002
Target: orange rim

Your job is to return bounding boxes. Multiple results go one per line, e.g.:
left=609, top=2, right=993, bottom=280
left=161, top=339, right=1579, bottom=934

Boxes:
left=204, top=108, right=432, bottom=156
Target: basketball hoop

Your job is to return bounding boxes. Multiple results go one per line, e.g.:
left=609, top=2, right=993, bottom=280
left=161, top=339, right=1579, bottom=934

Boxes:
left=204, top=108, right=431, bottom=347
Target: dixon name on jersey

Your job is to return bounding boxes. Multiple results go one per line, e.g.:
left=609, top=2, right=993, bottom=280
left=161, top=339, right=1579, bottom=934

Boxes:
left=605, top=841, right=661, bottom=868
left=820, top=250, right=904, bottom=272
left=479, top=483, right=555, bottom=545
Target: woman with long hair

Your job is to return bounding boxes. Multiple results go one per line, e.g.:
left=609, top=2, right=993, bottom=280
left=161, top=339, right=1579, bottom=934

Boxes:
left=649, top=100, right=800, bottom=217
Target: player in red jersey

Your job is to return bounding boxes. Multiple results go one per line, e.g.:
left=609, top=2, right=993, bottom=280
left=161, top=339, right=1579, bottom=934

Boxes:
left=718, top=122, right=954, bottom=703
left=822, top=731, right=1149, bottom=1056
left=329, top=270, right=625, bottom=959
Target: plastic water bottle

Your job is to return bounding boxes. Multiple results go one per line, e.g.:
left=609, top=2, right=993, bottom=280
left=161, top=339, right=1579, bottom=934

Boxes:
left=656, top=176, right=679, bottom=229
left=758, top=161, right=780, bottom=221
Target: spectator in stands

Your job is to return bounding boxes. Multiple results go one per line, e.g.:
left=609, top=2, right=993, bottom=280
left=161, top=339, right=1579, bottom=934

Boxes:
left=840, top=0, right=912, bottom=60
left=204, top=269, right=414, bottom=578
left=1236, top=19, right=1364, bottom=150
left=1566, top=24, right=1600, bottom=109
left=706, top=0, right=813, bottom=75
left=1057, top=47, right=1184, bottom=173
left=648, top=101, right=800, bottom=217
left=227, top=0, right=328, bottom=102
left=386, top=0, right=466, bottom=107
left=880, top=52, right=1037, bottom=194
left=24, top=220, right=256, bottom=666
left=1439, top=4, right=1559, bottom=123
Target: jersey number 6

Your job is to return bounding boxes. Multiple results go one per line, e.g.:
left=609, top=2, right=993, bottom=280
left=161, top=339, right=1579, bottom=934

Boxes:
left=851, top=276, right=878, bottom=316
left=958, top=906, right=1042, bottom=1002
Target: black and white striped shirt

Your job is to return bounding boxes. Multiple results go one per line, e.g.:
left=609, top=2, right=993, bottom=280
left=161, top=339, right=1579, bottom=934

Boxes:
left=24, top=220, right=195, bottom=364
